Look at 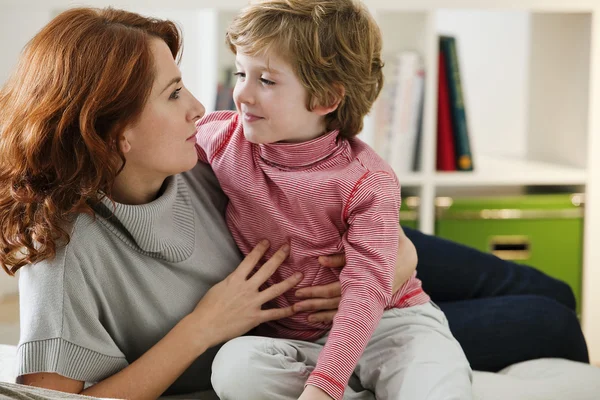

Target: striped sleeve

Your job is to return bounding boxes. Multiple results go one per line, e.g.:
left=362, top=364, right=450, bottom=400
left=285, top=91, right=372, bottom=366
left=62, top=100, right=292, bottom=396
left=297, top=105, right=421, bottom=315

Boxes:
left=195, top=110, right=239, bottom=164
left=306, top=171, right=401, bottom=400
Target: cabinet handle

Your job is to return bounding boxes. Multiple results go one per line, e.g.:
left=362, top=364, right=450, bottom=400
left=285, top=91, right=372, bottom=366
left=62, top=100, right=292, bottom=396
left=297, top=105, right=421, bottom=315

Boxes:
left=489, top=235, right=531, bottom=260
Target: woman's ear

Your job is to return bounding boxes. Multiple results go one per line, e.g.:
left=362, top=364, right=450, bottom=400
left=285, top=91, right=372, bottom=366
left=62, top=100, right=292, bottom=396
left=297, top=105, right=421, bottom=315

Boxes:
left=313, top=84, right=346, bottom=116
left=118, top=134, right=132, bottom=154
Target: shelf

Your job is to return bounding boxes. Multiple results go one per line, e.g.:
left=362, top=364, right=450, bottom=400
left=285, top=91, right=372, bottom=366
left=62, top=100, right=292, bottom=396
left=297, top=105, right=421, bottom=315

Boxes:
left=433, top=155, right=587, bottom=186
left=394, top=156, right=586, bottom=188
left=396, top=172, right=426, bottom=187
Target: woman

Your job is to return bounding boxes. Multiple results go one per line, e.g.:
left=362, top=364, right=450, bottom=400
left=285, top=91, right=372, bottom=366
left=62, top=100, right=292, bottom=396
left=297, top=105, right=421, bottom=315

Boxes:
left=0, top=6, right=587, bottom=399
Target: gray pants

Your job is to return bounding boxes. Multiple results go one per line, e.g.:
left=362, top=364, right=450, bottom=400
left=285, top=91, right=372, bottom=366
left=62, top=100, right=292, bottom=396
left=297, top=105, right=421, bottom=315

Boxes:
left=212, top=302, right=473, bottom=400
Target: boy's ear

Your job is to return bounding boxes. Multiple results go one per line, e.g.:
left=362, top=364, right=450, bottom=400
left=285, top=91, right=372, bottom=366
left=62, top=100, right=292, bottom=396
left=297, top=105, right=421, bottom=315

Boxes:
left=313, top=84, right=346, bottom=116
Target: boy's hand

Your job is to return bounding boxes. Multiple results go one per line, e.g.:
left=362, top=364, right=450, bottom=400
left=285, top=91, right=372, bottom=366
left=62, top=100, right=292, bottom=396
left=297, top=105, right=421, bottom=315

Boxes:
left=298, top=385, right=334, bottom=400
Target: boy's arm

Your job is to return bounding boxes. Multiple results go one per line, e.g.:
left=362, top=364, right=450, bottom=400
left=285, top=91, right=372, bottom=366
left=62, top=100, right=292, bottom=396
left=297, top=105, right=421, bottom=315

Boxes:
left=304, top=171, right=401, bottom=400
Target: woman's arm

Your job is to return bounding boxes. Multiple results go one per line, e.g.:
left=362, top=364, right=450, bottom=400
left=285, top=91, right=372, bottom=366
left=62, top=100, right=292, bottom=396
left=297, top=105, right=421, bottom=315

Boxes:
left=18, top=318, right=205, bottom=397
left=19, top=241, right=302, bottom=400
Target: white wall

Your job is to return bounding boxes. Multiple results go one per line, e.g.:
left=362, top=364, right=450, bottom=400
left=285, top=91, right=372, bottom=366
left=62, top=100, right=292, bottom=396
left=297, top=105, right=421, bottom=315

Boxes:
left=0, top=275, right=18, bottom=300
left=0, top=6, right=218, bottom=102
left=0, top=9, right=53, bottom=86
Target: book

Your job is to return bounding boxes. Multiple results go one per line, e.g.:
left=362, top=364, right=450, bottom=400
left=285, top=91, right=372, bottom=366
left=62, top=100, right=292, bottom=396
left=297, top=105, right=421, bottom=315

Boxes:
left=386, top=51, right=425, bottom=173
left=440, top=35, right=474, bottom=171
left=436, top=49, right=457, bottom=171
left=411, top=69, right=425, bottom=172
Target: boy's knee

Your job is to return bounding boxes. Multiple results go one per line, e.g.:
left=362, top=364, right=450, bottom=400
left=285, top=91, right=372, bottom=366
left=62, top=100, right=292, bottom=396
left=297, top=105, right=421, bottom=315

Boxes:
left=211, top=336, right=271, bottom=399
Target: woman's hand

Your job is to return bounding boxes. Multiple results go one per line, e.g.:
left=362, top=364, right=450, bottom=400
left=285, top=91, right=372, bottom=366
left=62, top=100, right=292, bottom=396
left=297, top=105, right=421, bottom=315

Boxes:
left=184, top=240, right=303, bottom=350
left=294, top=229, right=418, bottom=324
left=292, top=254, right=342, bottom=324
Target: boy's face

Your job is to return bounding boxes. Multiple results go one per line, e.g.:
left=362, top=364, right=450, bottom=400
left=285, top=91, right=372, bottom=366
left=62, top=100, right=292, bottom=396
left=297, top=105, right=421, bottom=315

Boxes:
left=233, top=49, right=327, bottom=144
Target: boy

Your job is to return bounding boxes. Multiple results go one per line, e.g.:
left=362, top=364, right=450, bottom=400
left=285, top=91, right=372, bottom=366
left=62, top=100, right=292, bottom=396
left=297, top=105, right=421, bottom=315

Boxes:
left=196, top=0, right=472, bottom=399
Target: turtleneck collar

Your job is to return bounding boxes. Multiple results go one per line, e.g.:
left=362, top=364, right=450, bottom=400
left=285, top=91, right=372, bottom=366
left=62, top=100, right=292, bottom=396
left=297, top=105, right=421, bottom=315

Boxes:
left=95, top=175, right=195, bottom=262
left=256, top=130, right=343, bottom=169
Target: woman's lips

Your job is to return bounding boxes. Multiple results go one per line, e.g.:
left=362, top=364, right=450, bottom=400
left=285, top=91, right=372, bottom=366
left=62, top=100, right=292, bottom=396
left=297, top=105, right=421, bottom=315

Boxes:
left=186, top=132, right=197, bottom=142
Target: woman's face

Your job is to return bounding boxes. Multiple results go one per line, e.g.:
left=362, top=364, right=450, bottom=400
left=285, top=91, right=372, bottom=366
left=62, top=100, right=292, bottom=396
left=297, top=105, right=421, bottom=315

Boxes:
left=121, top=38, right=204, bottom=179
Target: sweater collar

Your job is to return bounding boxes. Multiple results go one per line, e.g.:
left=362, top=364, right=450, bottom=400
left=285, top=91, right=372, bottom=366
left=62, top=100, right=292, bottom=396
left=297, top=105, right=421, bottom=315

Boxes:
left=96, top=175, right=195, bottom=262
left=256, top=130, right=341, bottom=168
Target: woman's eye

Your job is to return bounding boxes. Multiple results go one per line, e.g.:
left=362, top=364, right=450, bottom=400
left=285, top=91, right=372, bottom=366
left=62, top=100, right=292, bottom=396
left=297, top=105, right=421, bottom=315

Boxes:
left=260, top=78, right=275, bottom=86
left=233, top=72, right=245, bottom=79
left=170, top=87, right=182, bottom=100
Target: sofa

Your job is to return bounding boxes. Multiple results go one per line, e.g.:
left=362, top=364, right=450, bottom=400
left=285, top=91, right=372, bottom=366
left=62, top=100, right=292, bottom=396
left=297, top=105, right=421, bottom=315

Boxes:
left=1, top=344, right=599, bottom=399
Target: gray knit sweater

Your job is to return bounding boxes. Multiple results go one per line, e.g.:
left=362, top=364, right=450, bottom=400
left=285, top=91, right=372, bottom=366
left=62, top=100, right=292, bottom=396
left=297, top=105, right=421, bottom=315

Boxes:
left=17, top=163, right=242, bottom=395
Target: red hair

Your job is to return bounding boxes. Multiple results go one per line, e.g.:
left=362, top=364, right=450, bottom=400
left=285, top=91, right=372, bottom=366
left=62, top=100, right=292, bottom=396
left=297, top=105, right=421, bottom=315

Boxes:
left=0, top=7, right=182, bottom=274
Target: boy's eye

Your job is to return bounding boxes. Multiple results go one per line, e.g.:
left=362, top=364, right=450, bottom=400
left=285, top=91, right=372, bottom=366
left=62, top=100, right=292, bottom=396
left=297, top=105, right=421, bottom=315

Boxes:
left=233, top=72, right=273, bottom=86
left=170, top=87, right=182, bottom=100
left=260, top=78, right=275, bottom=86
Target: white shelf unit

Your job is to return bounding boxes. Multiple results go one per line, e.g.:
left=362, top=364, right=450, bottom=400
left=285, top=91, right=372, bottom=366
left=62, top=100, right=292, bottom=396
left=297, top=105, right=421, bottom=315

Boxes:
left=405, top=155, right=588, bottom=187
left=1, top=0, right=599, bottom=364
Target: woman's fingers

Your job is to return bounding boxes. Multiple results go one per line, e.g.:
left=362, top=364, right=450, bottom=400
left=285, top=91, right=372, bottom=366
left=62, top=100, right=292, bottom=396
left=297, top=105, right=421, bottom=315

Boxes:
left=249, top=243, right=290, bottom=286
left=295, top=281, right=341, bottom=299
left=306, top=310, right=337, bottom=324
left=293, top=297, right=340, bottom=313
left=258, top=271, right=303, bottom=305
left=318, top=254, right=345, bottom=268
left=259, top=305, right=296, bottom=323
left=235, top=239, right=271, bottom=279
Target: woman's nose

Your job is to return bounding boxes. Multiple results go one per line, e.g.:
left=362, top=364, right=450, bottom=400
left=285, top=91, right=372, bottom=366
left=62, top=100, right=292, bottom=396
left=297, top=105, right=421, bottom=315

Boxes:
left=189, top=96, right=205, bottom=122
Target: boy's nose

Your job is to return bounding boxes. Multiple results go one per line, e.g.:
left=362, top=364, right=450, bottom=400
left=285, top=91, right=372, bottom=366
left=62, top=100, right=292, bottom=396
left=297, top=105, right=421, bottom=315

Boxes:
left=235, top=82, right=255, bottom=105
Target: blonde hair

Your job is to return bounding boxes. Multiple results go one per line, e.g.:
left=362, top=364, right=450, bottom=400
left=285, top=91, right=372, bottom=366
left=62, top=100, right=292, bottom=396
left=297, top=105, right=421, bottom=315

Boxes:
left=226, top=0, right=384, bottom=138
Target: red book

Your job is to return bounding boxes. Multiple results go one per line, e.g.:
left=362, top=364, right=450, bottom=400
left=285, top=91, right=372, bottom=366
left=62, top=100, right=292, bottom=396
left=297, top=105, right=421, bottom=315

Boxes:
left=437, top=50, right=457, bottom=171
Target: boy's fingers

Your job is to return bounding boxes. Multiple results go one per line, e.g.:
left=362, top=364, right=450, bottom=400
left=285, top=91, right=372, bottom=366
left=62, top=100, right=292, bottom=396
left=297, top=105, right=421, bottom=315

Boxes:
left=295, top=282, right=341, bottom=299
left=318, top=254, right=345, bottom=268
left=293, top=297, right=339, bottom=312
left=307, top=311, right=337, bottom=324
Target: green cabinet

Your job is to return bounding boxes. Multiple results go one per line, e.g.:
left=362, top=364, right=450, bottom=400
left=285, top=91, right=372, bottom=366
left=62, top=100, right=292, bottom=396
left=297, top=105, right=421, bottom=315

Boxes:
left=435, top=194, right=584, bottom=314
